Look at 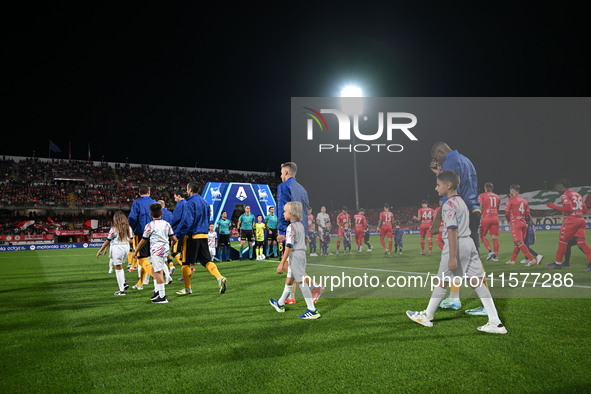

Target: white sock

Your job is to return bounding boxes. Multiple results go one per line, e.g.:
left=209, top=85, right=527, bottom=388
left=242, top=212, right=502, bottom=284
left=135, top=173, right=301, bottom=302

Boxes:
left=426, top=286, right=447, bottom=318
left=157, top=282, right=166, bottom=297
left=143, top=271, right=150, bottom=285
left=299, top=282, right=316, bottom=311
left=474, top=284, right=501, bottom=325
left=108, top=259, right=113, bottom=274
left=115, top=269, right=126, bottom=291
left=278, top=284, right=293, bottom=305
left=449, top=291, right=460, bottom=301
left=162, top=264, right=171, bottom=281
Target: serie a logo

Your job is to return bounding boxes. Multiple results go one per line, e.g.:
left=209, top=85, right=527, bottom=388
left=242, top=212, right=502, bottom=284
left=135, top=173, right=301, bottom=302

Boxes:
left=305, top=107, right=418, bottom=153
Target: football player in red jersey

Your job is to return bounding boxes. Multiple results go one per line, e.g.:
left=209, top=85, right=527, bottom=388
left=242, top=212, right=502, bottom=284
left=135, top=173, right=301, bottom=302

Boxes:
left=505, top=184, right=538, bottom=266
left=336, top=206, right=351, bottom=255
left=377, top=203, right=395, bottom=254
left=479, top=182, right=501, bottom=262
left=353, top=209, right=368, bottom=252
left=414, top=200, right=435, bottom=255
left=546, top=178, right=591, bottom=270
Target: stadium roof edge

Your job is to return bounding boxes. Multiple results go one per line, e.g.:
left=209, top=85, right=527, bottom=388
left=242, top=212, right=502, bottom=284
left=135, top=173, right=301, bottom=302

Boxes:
left=1, top=155, right=275, bottom=177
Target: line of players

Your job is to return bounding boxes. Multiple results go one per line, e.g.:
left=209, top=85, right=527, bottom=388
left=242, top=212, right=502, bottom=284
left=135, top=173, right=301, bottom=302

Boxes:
left=412, top=179, right=591, bottom=270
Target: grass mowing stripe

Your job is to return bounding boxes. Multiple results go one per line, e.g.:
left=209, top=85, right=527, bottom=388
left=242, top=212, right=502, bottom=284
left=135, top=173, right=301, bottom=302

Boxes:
left=0, top=232, right=589, bottom=392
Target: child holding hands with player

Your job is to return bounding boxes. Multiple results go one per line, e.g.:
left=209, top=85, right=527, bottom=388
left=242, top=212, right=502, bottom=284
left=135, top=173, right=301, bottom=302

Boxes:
left=406, top=170, right=507, bottom=334
left=96, top=211, right=133, bottom=295
left=133, top=203, right=178, bottom=304
left=269, top=202, right=320, bottom=319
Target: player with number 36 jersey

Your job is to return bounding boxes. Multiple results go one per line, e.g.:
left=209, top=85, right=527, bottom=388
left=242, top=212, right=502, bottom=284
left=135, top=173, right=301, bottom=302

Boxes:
left=546, top=178, right=591, bottom=270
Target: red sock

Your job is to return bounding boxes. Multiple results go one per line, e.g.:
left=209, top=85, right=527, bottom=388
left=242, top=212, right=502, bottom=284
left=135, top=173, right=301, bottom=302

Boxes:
left=481, top=235, right=491, bottom=252
left=380, top=238, right=386, bottom=249
left=420, top=238, right=425, bottom=252
left=336, top=239, right=341, bottom=251
left=428, top=239, right=433, bottom=253
left=555, top=242, right=567, bottom=262
left=388, top=239, right=393, bottom=252
left=519, top=243, right=534, bottom=261
left=576, top=239, right=591, bottom=263
left=511, top=246, right=520, bottom=261
left=493, top=239, right=499, bottom=255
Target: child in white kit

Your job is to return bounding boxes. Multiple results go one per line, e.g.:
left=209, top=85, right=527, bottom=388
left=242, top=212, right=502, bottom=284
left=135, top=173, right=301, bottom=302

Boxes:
left=269, top=201, right=320, bottom=319
left=96, top=211, right=133, bottom=295
left=133, top=203, right=178, bottom=304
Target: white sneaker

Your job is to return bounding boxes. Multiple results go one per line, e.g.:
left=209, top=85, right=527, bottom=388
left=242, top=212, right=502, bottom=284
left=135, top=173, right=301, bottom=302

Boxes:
left=132, top=285, right=143, bottom=290
left=506, top=260, right=515, bottom=265
left=405, top=310, right=433, bottom=327
left=358, top=247, right=363, bottom=252
left=310, top=253, right=318, bottom=257
left=536, top=254, right=544, bottom=265
left=490, top=255, right=498, bottom=262
left=486, top=251, right=494, bottom=261
left=477, top=322, right=507, bottom=334
left=368, top=248, right=373, bottom=252
left=519, top=259, right=528, bottom=264
left=526, top=259, right=538, bottom=267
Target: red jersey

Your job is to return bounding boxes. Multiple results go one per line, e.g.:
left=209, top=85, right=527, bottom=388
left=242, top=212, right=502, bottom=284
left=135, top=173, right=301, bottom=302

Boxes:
left=479, top=192, right=500, bottom=222
left=353, top=214, right=367, bottom=229
left=380, top=210, right=394, bottom=227
left=554, top=189, right=588, bottom=220
left=417, top=207, right=435, bottom=226
left=308, top=214, right=314, bottom=227
left=505, top=195, right=530, bottom=225
left=337, top=212, right=351, bottom=228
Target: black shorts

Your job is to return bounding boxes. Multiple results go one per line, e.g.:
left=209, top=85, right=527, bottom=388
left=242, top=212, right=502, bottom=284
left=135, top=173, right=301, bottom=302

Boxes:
left=469, top=210, right=482, bottom=249
left=255, top=240, right=265, bottom=248
left=240, top=229, right=253, bottom=241
left=133, top=235, right=150, bottom=259
left=171, top=239, right=184, bottom=257
left=268, top=228, right=278, bottom=242
left=219, top=233, right=231, bottom=246
left=183, top=235, right=211, bottom=266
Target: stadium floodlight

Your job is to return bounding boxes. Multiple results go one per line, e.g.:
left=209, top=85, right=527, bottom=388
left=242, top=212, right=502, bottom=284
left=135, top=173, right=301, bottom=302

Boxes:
left=340, top=85, right=364, bottom=211
left=340, top=85, right=363, bottom=97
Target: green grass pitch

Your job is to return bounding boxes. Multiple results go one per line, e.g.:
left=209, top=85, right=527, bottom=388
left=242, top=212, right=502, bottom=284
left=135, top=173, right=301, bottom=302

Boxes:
left=1, top=230, right=590, bottom=392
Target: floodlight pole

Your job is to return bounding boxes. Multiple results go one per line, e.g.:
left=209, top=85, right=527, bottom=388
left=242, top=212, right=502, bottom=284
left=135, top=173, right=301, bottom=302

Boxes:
left=353, top=135, right=359, bottom=211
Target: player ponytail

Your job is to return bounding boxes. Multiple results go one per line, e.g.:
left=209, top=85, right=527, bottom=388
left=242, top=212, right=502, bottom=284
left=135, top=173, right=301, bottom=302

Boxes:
left=113, top=211, right=130, bottom=243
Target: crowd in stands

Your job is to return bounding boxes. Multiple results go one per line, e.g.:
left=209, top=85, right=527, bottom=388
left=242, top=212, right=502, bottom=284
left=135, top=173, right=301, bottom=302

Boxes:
left=0, top=157, right=578, bottom=237
left=0, top=157, right=278, bottom=209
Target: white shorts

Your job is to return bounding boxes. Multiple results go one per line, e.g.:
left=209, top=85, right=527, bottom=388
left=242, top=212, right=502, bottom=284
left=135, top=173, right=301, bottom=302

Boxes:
left=149, top=255, right=167, bottom=272
left=109, top=244, right=128, bottom=267
left=209, top=247, right=216, bottom=258
left=287, top=250, right=307, bottom=282
left=438, top=237, right=485, bottom=283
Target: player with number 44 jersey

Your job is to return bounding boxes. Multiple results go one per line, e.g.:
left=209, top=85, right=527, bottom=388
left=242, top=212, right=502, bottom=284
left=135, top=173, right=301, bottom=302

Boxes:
left=415, top=200, right=434, bottom=256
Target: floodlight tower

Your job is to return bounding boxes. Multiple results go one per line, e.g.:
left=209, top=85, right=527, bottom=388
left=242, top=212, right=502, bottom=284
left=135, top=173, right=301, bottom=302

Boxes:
left=340, top=85, right=363, bottom=211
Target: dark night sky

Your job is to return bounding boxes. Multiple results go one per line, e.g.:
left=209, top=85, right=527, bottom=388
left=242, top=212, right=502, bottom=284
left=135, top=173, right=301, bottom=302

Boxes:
left=3, top=2, right=590, bottom=205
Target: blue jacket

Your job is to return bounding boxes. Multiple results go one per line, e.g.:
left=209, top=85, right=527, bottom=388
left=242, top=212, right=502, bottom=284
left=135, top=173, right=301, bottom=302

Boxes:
left=277, top=177, right=309, bottom=235
left=162, top=208, right=173, bottom=224
left=128, top=196, right=157, bottom=236
left=441, top=150, right=479, bottom=212
left=176, top=194, right=210, bottom=238
left=171, top=198, right=186, bottom=234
